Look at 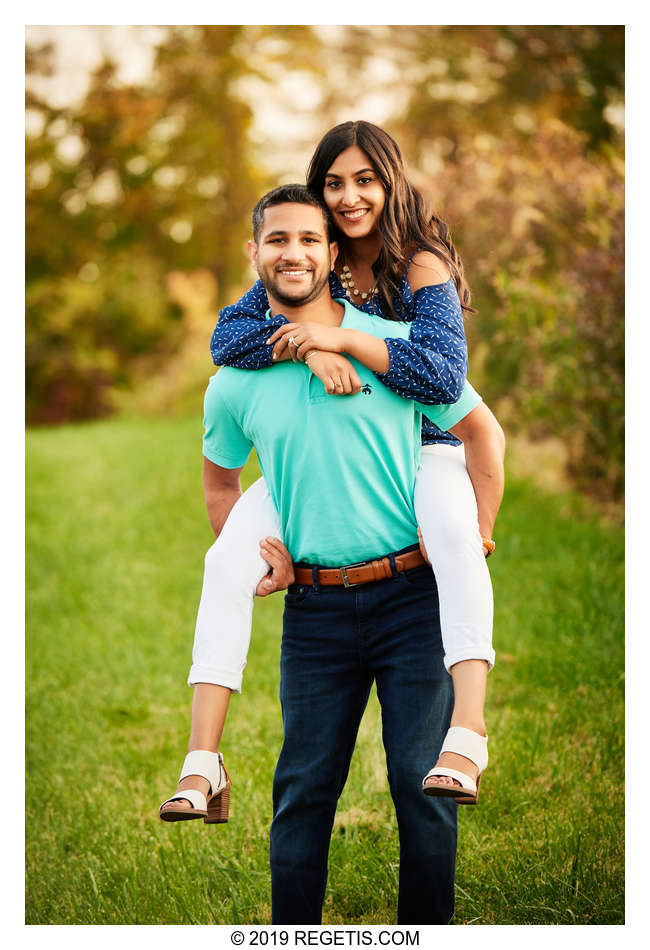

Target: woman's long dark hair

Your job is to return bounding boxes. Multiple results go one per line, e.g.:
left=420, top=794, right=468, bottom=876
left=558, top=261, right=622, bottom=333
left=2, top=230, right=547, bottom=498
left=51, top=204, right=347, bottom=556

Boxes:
left=306, top=120, right=474, bottom=320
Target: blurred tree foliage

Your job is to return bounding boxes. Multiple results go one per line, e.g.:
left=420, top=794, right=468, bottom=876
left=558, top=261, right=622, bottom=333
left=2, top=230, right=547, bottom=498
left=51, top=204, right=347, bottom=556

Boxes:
left=421, top=120, right=624, bottom=500
left=26, top=25, right=624, bottom=499
left=26, top=26, right=271, bottom=421
left=387, top=25, right=624, bottom=158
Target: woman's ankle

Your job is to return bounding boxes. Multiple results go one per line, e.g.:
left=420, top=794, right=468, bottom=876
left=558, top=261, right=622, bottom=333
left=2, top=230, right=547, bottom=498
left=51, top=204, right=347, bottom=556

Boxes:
left=448, top=716, right=487, bottom=738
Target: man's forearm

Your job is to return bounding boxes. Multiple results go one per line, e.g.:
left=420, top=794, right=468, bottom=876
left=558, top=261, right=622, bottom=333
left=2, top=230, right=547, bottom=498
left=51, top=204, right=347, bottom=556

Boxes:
left=464, top=442, right=503, bottom=538
left=463, top=429, right=505, bottom=539
left=204, top=485, right=242, bottom=537
left=450, top=406, right=506, bottom=539
left=202, top=457, right=244, bottom=536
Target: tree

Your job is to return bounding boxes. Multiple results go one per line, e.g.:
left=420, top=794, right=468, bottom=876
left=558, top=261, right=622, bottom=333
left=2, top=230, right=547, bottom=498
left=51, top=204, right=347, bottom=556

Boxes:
left=26, top=26, right=265, bottom=422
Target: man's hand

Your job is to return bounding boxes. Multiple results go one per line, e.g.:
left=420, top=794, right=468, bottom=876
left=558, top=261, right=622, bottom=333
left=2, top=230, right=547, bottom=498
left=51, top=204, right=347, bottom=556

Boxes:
left=256, top=537, right=295, bottom=596
left=304, top=350, right=363, bottom=395
left=267, top=323, right=348, bottom=362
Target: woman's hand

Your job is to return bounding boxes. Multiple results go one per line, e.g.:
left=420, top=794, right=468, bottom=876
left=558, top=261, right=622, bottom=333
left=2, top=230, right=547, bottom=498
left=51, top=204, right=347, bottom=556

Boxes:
left=256, top=537, right=295, bottom=596
left=304, top=351, right=362, bottom=395
left=267, top=323, right=348, bottom=362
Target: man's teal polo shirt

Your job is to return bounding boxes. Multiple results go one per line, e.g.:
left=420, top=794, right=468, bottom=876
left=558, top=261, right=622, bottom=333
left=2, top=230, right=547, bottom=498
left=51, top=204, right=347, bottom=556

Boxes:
left=203, top=300, right=481, bottom=566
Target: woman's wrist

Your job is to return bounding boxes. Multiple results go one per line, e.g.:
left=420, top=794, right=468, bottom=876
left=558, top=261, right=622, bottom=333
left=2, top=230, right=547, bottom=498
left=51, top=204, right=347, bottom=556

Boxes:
left=339, top=328, right=357, bottom=356
left=342, top=329, right=389, bottom=372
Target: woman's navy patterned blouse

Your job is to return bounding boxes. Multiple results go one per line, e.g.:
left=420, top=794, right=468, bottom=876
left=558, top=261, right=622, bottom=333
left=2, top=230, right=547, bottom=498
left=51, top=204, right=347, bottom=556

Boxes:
left=210, top=268, right=468, bottom=446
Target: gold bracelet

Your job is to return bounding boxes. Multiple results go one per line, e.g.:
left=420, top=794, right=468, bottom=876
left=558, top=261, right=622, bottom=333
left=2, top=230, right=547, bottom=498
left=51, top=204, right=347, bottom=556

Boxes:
left=482, top=537, right=496, bottom=557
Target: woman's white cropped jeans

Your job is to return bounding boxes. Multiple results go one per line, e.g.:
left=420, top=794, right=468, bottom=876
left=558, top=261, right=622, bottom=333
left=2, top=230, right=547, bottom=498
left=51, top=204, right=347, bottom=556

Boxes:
left=189, top=443, right=495, bottom=692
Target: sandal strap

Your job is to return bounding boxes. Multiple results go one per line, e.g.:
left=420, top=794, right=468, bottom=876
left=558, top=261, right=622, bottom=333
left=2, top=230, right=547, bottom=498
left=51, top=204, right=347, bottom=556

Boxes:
left=440, top=727, right=488, bottom=773
left=422, top=766, right=477, bottom=794
left=160, top=789, right=207, bottom=812
left=179, top=750, right=225, bottom=796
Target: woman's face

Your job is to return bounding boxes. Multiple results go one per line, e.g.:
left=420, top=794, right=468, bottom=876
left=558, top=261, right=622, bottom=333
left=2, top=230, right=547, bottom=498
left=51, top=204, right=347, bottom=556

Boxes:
left=322, top=145, right=386, bottom=241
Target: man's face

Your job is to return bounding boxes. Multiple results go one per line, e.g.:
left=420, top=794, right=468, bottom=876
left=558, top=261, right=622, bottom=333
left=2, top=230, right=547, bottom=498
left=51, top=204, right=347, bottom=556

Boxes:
left=248, top=203, right=337, bottom=307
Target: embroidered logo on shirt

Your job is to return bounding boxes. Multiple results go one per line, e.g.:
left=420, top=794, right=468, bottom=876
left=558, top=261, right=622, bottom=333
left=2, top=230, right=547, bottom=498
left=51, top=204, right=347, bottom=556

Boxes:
left=361, top=384, right=372, bottom=394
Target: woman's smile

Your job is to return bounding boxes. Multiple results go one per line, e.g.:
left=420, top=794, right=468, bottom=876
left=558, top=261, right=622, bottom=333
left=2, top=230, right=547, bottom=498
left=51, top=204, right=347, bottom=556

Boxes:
left=340, top=208, right=370, bottom=221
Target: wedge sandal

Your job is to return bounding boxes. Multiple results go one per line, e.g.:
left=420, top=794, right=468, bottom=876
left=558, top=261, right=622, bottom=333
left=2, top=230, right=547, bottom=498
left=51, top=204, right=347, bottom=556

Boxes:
left=159, top=749, right=231, bottom=823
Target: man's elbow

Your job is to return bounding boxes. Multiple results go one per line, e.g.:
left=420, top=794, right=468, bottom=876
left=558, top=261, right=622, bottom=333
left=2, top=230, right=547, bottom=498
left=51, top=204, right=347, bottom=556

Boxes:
left=486, top=409, right=506, bottom=458
left=481, top=407, right=506, bottom=458
left=454, top=403, right=505, bottom=452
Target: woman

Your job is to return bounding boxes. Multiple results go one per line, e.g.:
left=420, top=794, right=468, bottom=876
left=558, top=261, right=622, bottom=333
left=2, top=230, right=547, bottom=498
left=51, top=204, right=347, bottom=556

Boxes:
left=159, top=120, right=504, bottom=822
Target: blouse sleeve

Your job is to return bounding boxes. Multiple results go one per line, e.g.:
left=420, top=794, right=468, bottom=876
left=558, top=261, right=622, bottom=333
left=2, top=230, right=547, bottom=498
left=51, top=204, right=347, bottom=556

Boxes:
left=209, top=280, right=289, bottom=368
left=373, top=281, right=468, bottom=405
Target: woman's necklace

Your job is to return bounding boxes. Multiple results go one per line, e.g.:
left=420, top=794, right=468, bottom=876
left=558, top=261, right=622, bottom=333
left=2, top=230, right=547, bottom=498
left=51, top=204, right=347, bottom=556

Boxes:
left=339, top=262, right=377, bottom=301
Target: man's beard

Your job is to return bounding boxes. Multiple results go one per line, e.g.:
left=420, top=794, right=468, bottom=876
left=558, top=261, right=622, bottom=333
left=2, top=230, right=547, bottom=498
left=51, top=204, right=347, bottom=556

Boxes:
left=262, top=267, right=331, bottom=308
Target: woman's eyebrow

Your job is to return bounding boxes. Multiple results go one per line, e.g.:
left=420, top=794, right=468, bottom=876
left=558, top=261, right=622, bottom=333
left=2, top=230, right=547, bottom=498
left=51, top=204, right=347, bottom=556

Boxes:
left=325, top=168, right=375, bottom=179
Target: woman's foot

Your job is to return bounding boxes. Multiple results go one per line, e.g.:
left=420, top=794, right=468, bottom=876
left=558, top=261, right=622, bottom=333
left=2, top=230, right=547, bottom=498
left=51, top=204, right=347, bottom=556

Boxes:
left=160, top=774, right=211, bottom=815
left=422, top=750, right=479, bottom=789
left=422, top=725, right=488, bottom=800
left=159, top=750, right=227, bottom=821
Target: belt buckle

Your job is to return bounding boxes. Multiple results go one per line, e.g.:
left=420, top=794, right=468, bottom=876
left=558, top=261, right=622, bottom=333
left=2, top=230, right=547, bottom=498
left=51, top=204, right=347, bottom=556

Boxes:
left=340, top=561, right=366, bottom=588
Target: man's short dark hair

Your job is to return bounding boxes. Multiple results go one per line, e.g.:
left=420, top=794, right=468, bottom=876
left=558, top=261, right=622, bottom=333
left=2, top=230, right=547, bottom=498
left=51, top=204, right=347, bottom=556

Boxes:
left=252, top=184, right=334, bottom=243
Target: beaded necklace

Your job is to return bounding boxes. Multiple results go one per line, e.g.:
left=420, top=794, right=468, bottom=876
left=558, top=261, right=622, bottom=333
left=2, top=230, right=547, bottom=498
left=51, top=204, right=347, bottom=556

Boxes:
left=339, top=262, right=377, bottom=302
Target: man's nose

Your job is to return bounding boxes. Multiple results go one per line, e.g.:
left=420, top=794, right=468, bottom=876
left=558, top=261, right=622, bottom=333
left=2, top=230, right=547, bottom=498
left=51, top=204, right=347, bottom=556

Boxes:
left=281, top=241, right=304, bottom=261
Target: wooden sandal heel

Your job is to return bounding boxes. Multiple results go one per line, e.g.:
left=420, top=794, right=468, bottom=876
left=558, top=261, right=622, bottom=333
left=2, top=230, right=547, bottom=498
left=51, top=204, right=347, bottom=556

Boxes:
left=205, top=777, right=231, bottom=824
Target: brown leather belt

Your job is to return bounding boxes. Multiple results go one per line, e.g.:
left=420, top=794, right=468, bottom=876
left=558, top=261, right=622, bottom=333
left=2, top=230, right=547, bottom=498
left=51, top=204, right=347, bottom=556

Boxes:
left=293, top=547, right=426, bottom=589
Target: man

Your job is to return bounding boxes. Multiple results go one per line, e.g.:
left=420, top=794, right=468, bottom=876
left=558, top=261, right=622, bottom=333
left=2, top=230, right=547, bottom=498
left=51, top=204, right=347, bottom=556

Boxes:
left=202, top=184, right=482, bottom=924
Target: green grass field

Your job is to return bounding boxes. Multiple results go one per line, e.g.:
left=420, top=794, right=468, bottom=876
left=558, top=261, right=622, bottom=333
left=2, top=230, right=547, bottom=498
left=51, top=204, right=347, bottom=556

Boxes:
left=26, top=415, right=624, bottom=925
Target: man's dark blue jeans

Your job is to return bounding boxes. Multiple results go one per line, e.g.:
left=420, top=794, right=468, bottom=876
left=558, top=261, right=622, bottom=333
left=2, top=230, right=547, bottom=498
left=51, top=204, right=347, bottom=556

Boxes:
left=270, top=561, right=457, bottom=924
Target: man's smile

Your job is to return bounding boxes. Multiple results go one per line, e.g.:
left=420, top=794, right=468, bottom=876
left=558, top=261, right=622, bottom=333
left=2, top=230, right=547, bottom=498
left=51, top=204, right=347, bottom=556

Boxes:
left=276, top=268, right=312, bottom=280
